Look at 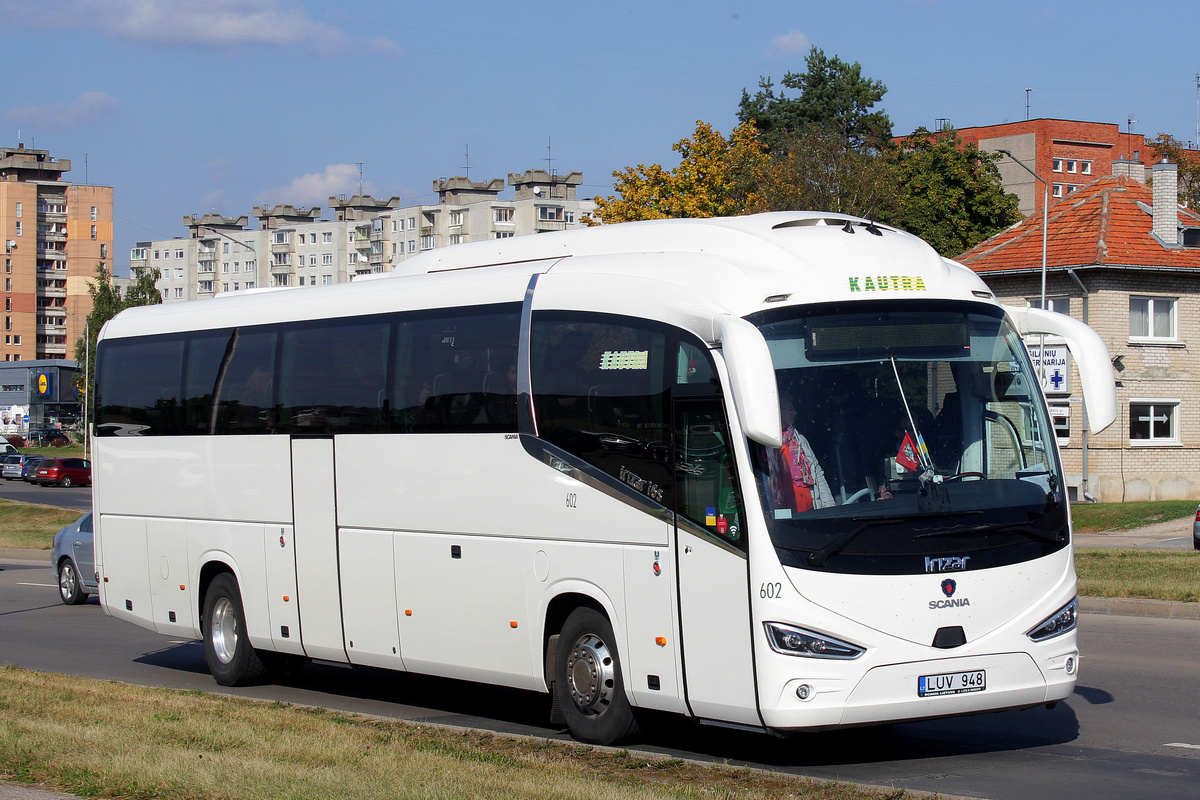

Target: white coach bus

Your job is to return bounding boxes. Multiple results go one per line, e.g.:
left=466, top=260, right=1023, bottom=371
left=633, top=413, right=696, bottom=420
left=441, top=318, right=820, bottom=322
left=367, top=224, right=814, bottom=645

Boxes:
left=93, top=212, right=1116, bottom=744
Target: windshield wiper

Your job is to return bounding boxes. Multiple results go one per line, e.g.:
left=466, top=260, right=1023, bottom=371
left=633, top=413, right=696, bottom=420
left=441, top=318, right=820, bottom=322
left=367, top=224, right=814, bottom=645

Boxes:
left=914, top=522, right=1065, bottom=545
left=805, top=510, right=981, bottom=567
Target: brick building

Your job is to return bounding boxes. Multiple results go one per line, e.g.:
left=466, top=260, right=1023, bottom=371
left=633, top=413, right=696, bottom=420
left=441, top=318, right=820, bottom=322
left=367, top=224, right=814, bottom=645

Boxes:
left=956, top=160, right=1200, bottom=501
left=955, top=118, right=1197, bottom=217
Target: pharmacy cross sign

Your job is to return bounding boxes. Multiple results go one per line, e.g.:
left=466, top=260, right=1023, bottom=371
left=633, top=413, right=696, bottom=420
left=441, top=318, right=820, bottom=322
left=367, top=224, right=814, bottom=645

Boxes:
left=1049, top=369, right=1065, bottom=390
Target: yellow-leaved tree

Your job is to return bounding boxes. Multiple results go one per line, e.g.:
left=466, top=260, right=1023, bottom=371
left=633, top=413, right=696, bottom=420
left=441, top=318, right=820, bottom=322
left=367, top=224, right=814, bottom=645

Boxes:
left=592, top=121, right=769, bottom=223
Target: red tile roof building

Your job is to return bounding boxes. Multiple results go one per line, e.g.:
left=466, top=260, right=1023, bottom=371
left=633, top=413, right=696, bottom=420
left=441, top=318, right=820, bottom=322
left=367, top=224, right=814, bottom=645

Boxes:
left=956, top=161, right=1200, bottom=501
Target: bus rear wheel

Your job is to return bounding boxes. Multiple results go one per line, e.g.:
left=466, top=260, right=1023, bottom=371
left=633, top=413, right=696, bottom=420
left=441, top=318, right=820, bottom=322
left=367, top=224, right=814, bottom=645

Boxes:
left=555, top=607, right=640, bottom=745
left=203, top=573, right=269, bottom=686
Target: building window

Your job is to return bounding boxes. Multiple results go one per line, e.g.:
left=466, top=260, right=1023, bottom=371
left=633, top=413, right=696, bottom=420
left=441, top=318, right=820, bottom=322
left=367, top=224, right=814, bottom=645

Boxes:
left=245, top=260, right=256, bottom=270
left=493, top=207, right=514, bottom=224
left=408, top=217, right=416, bottom=230
left=322, top=253, right=333, bottom=265
left=232, top=262, right=239, bottom=272
left=12, top=335, right=20, bottom=346
left=273, top=231, right=291, bottom=245
left=1052, top=159, right=1063, bottom=173
left=1028, top=296, right=1070, bottom=315
left=221, top=283, right=229, bottom=292
left=1081, top=160, right=1092, bottom=175
left=409, top=240, right=416, bottom=252
left=322, top=275, right=333, bottom=285
left=90, top=206, right=98, bottom=221
left=449, top=210, right=465, bottom=226
left=174, top=287, right=183, bottom=298
left=199, top=280, right=214, bottom=293
left=322, top=231, right=332, bottom=243
left=539, top=206, right=564, bottom=221
left=565, top=211, right=575, bottom=224
left=5, top=279, right=11, bottom=292
left=175, top=249, right=184, bottom=259
left=420, top=235, right=435, bottom=250
left=1052, top=184, right=1064, bottom=198
left=494, top=231, right=514, bottom=239
left=175, top=268, right=184, bottom=278
left=14, top=202, right=21, bottom=218
left=222, top=262, right=230, bottom=273
left=1129, top=296, right=1176, bottom=340
left=1065, top=160, right=1077, bottom=174
left=245, top=281, right=256, bottom=290
left=1048, top=403, right=1070, bottom=444
left=1129, top=400, right=1179, bottom=444
left=223, top=243, right=230, bottom=253
left=449, top=234, right=465, bottom=245
left=273, top=274, right=290, bottom=287
left=100, top=244, right=107, bottom=259
left=14, top=222, right=20, bottom=237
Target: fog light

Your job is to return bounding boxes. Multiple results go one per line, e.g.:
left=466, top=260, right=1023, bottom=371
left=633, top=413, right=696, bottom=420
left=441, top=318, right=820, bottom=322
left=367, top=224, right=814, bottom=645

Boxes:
left=1065, top=656, right=1076, bottom=675
left=796, top=683, right=813, bottom=701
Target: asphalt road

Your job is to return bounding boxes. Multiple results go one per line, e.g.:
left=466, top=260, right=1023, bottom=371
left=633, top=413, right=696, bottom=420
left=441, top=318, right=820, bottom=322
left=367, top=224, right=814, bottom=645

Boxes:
left=2, top=556, right=1197, bottom=800
left=0, top=480, right=91, bottom=512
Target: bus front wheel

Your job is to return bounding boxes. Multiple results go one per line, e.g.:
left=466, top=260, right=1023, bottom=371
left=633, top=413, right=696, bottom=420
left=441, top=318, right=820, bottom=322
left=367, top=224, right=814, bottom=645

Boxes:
left=203, top=573, right=269, bottom=686
left=555, top=607, right=640, bottom=745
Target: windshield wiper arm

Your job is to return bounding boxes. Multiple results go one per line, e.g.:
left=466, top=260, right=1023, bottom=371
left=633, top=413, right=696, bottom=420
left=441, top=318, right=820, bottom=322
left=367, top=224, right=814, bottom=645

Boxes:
left=805, top=510, right=980, bottom=568
left=914, top=522, right=1065, bottom=544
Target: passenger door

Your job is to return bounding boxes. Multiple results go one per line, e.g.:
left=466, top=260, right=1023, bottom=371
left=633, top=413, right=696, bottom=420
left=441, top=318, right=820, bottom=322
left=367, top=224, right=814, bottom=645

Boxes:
left=673, top=397, right=759, bottom=725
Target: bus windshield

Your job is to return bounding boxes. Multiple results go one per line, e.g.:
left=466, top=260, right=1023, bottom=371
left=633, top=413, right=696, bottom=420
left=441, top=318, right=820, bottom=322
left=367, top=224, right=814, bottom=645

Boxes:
left=748, top=300, right=1068, bottom=575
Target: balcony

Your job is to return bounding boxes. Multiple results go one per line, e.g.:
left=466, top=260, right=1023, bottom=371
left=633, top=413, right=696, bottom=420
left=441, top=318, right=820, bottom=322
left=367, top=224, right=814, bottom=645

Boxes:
left=535, top=219, right=567, bottom=232
left=37, top=284, right=66, bottom=298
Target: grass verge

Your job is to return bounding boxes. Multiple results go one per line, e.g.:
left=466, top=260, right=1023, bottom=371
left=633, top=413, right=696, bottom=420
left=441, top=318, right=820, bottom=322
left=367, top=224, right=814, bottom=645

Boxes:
left=0, top=667, right=907, bottom=800
left=1070, top=500, right=1196, bottom=533
left=1075, top=548, right=1200, bottom=602
left=0, top=499, right=82, bottom=550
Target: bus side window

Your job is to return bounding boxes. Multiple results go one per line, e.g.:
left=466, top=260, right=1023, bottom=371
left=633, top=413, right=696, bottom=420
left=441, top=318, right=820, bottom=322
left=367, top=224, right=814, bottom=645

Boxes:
left=531, top=315, right=672, bottom=508
left=95, top=336, right=184, bottom=436
left=214, top=330, right=278, bottom=434
left=675, top=399, right=745, bottom=549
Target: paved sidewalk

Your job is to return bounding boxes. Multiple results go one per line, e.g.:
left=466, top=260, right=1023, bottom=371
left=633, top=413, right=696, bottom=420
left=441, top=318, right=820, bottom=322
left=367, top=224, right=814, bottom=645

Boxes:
left=1073, top=515, right=1196, bottom=550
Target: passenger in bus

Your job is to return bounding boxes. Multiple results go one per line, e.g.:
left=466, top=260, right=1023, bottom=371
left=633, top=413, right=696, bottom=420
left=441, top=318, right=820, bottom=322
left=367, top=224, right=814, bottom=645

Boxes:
left=769, top=389, right=834, bottom=512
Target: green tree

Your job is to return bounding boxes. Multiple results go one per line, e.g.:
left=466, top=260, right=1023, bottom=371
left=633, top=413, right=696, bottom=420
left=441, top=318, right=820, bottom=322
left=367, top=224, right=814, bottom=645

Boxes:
left=738, top=47, right=892, bottom=152
left=74, top=263, right=162, bottom=404
left=1148, top=133, right=1200, bottom=208
left=592, top=120, right=768, bottom=223
left=886, top=128, right=1021, bottom=257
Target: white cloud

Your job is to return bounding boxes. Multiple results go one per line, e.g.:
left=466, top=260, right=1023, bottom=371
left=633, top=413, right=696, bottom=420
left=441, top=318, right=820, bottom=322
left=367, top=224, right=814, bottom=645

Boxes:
left=10, top=1, right=400, bottom=57
left=766, top=29, right=810, bottom=57
left=257, top=164, right=377, bottom=207
left=4, top=91, right=119, bottom=128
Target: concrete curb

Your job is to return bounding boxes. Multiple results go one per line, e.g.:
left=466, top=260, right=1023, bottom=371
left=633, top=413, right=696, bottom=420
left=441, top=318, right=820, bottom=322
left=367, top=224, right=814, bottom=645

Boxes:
left=0, top=783, right=85, bottom=800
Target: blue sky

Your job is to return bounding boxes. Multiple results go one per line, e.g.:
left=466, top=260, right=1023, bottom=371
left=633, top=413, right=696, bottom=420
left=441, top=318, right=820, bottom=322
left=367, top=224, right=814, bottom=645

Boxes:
left=3, top=0, right=1197, bottom=272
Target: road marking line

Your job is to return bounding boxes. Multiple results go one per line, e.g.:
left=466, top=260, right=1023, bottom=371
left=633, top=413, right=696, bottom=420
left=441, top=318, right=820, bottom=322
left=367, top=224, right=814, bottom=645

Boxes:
left=1165, top=743, right=1200, bottom=750
left=17, top=583, right=57, bottom=588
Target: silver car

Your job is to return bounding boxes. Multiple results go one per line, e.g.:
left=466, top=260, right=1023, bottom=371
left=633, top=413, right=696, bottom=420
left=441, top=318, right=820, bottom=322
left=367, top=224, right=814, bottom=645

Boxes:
left=1, top=453, right=35, bottom=480
left=50, top=511, right=96, bottom=605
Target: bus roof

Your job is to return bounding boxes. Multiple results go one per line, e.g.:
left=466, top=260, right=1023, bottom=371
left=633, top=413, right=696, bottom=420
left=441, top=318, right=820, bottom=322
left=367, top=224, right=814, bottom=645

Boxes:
left=101, top=212, right=995, bottom=342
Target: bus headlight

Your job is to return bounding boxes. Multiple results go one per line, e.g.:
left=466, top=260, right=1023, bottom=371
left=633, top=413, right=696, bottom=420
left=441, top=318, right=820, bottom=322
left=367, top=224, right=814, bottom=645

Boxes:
left=764, top=622, right=865, bottom=660
left=1027, top=598, right=1078, bottom=642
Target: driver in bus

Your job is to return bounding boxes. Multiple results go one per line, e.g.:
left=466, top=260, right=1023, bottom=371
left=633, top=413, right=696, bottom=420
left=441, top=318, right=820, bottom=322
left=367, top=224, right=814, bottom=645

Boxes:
left=769, top=389, right=834, bottom=513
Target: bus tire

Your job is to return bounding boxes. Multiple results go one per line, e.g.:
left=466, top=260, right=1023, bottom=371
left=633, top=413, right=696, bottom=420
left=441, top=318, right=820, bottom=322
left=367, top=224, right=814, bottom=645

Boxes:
left=555, top=607, right=640, bottom=745
left=203, top=573, right=269, bottom=686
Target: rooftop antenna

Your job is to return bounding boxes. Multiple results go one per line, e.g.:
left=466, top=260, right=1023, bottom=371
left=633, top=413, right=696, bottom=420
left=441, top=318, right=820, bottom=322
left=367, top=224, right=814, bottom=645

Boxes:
left=1127, top=114, right=1138, bottom=135
left=546, top=136, right=556, bottom=179
left=1194, top=72, right=1199, bottom=150
left=463, top=144, right=470, bottom=180
left=84, top=153, right=89, bottom=185
left=355, top=162, right=363, bottom=196
left=1025, top=87, right=1032, bottom=120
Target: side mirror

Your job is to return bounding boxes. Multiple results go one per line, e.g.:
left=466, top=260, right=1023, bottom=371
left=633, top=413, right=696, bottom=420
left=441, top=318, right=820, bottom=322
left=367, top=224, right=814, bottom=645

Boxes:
left=1004, top=306, right=1117, bottom=434
left=713, top=316, right=782, bottom=448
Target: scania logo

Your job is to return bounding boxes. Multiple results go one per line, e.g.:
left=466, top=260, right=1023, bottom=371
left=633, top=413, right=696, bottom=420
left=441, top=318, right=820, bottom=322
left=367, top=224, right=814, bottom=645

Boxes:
left=929, top=578, right=971, bottom=609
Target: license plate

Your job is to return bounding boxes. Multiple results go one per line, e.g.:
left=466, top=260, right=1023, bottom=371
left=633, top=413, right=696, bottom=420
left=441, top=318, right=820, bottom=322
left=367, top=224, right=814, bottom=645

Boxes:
left=918, top=669, right=986, bottom=697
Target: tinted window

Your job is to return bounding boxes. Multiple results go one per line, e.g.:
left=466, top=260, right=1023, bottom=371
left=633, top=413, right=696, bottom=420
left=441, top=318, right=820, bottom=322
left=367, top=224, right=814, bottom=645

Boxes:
left=390, top=305, right=520, bottom=433
left=214, top=329, right=278, bottom=435
left=184, top=331, right=234, bottom=435
left=96, top=336, right=184, bottom=435
left=277, top=316, right=391, bottom=434
left=531, top=314, right=672, bottom=507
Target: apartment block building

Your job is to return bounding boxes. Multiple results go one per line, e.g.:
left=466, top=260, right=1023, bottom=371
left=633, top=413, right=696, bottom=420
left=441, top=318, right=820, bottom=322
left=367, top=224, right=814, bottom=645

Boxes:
left=142, top=169, right=595, bottom=303
left=0, top=144, right=111, bottom=362
left=956, top=160, right=1200, bottom=501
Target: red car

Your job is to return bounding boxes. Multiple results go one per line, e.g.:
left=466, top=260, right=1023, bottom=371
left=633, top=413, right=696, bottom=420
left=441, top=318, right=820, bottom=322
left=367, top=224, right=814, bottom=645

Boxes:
left=33, top=458, right=92, bottom=487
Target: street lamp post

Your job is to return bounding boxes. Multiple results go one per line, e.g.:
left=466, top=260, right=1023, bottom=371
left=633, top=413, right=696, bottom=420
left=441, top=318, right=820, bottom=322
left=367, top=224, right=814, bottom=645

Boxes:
left=62, top=310, right=89, bottom=461
left=996, top=149, right=1050, bottom=386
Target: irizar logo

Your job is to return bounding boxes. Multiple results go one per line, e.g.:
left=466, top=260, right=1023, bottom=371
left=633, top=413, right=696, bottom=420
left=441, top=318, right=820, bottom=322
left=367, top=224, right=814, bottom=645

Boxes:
left=925, top=555, right=970, bottom=573
left=929, top=578, right=971, bottom=609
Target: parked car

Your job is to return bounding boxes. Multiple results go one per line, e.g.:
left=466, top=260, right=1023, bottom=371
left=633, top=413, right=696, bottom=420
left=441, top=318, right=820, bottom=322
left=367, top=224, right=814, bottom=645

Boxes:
left=19, top=455, right=44, bottom=482
left=1193, top=504, right=1200, bottom=550
left=27, top=428, right=70, bottom=447
left=2, top=454, right=39, bottom=480
left=32, top=457, right=91, bottom=487
left=50, top=511, right=95, bottom=605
